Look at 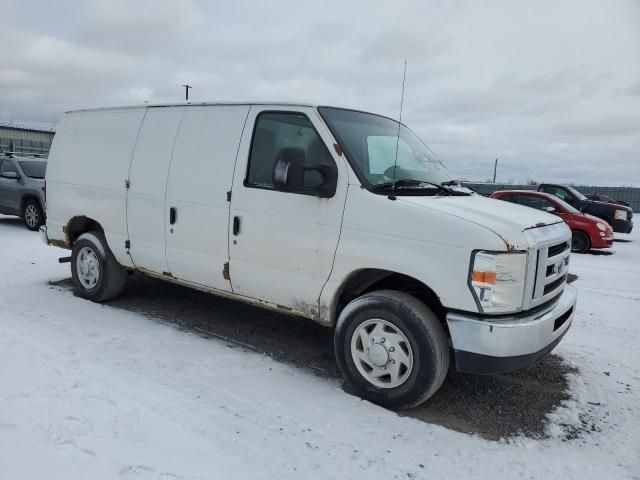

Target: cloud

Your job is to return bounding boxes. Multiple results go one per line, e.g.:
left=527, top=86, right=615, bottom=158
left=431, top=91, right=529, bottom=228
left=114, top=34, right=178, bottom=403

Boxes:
left=1, top=0, right=639, bottom=185
left=552, top=115, right=640, bottom=138
left=127, top=87, right=154, bottom=102
left=623, top=80, right=640, bottom=96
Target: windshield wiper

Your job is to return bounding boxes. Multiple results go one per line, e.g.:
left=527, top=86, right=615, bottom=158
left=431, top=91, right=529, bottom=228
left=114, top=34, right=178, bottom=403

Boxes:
left=371, top=179, right=455, bottom=195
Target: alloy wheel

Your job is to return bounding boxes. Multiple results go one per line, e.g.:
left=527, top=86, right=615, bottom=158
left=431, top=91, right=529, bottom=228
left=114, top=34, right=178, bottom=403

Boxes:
left=25, top=204, right=39, bottom=228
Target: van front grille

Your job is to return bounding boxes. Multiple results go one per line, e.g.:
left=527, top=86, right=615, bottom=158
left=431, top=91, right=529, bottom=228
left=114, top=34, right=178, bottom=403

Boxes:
left=529, top=240, right=570, bottom=307
left=548, top=241, right=570, bottom=258
left=544, top=274, right=567, bottom=296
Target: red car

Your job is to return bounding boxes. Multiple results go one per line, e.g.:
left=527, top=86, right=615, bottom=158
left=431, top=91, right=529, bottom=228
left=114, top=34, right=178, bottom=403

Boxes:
left=490, top=190, right=614, bottom=253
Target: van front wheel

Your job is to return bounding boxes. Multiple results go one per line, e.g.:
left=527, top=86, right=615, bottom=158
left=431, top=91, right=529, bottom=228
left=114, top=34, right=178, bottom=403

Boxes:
left=334, top=290, right=449, bottom=409
left=71, top=231, right=127, bottom=302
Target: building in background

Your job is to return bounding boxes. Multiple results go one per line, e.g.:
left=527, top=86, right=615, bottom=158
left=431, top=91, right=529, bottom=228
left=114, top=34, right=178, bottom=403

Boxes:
left=0, top=122, right=55, bottom=157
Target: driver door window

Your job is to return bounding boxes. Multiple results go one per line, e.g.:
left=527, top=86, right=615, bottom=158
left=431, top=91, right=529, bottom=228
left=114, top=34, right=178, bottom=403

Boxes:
left=245, top=112, right=335, bottom=195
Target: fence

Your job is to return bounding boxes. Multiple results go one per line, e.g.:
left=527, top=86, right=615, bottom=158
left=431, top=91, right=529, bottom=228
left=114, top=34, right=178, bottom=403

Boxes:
left=463, top=183, right=640, bottom=212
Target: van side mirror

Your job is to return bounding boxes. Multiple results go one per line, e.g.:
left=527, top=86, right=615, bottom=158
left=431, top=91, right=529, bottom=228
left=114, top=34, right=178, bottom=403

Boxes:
left=273, top=147, right=337, bottom=198
left=0, top=171, right=19, bottom=180
left=544, top=206, right=556, bottom=213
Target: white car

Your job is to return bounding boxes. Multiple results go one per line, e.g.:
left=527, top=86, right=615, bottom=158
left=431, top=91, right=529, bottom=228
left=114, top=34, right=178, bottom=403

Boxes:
left=41, top=102, right=576, bottom=408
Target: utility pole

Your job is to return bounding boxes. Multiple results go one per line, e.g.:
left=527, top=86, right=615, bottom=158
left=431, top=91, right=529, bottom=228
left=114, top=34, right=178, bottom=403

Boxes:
left=182, top=84, right=192, bottom=101
left=492, top=158, right=498, bottom=183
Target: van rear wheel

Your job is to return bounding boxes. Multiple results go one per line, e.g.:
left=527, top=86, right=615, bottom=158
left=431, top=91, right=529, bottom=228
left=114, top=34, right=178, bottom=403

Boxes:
left=334, top=290, right=449, bottom=409
left=71, top=231, right=127, bottom=302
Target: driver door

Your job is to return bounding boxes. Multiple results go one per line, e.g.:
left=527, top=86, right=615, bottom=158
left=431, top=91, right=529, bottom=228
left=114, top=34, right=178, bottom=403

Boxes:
left=228, top=106, right=348, bottom=318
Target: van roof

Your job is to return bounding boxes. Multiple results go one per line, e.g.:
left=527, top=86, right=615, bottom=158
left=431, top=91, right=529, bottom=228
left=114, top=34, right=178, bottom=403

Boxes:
left=66, top=101, right=322, bottom=114
left=65, top=102, right=406, bottom=128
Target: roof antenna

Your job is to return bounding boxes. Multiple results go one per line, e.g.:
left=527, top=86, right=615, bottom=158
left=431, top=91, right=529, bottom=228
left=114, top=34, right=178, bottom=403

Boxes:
left=391, top=61, right=407, bottom=197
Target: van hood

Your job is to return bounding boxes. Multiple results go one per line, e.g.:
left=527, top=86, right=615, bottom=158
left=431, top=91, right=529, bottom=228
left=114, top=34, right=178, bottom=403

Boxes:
left=397, top=193, right=564, bottom=248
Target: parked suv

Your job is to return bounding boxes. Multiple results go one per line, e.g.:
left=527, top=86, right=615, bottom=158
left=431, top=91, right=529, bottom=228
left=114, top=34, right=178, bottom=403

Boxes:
left=490, top=190, right=614, bottom=253
left=538, top=184, right=633, bottom=234
left=0, top=154, right=47, bottom=230
left=41, top=102, right=577, bottom=408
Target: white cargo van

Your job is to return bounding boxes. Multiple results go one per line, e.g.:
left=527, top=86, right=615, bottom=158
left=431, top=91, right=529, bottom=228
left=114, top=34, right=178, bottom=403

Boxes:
left=41, top=102, right=576, bottom=408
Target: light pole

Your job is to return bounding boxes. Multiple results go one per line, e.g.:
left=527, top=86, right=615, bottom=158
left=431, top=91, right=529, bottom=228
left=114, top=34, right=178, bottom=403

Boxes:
left=493, top=158, right=498, bottom=183
left=182, top=84, right=192, bottom=101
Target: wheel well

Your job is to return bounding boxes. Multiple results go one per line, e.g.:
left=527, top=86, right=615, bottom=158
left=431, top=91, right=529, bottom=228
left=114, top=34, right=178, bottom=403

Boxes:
left=333, top=269, right=447, bottom=326
left=20, top=194, right=43, bottom=212
left=572, top=229, right=591, bottom=242
left=66, top=216, right=104, bottom=245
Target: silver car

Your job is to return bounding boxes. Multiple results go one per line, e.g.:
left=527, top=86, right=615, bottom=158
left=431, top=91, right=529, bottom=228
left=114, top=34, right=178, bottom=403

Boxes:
left=0, top=155, right=47, bottom=230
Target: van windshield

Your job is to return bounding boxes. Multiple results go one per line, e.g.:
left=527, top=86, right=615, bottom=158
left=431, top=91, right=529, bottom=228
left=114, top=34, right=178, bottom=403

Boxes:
left=318, top=107, right=454, bottom=191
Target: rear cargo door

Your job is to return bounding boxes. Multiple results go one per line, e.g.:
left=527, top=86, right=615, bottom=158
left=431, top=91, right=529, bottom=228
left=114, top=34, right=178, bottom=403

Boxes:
left=164, top=105, right=250, bottom=292
left=126, top=106, right=185, bottom=274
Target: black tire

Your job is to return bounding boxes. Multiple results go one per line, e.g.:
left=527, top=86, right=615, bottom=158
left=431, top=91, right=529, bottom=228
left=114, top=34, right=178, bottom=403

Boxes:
left=22, top=199, right=44, bottom=231
left=571, top=231, right=590, bottom=253
left=334, top=290, right=449, bottom=410
left=71, top=231, right=127, bottom=302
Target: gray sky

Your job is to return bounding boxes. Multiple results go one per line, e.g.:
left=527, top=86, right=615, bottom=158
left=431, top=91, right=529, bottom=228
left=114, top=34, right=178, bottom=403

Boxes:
left=2, top=0, right=639, bottom=185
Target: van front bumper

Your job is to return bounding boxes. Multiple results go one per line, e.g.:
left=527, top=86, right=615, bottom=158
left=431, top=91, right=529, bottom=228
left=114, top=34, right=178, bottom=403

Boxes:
left=446, top=284, right=577, bottom=374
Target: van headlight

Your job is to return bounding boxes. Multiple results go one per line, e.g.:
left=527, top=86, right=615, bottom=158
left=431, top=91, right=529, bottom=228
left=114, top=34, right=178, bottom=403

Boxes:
left=469, top=251, right=528, bottom=314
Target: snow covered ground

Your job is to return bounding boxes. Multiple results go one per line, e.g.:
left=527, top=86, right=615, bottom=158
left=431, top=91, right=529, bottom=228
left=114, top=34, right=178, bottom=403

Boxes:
left=0, top=215, right=638, bottom=479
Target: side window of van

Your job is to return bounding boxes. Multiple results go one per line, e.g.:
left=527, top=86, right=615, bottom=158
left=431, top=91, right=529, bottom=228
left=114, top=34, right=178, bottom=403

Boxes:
left=245, top=112, right=336, bottom=194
